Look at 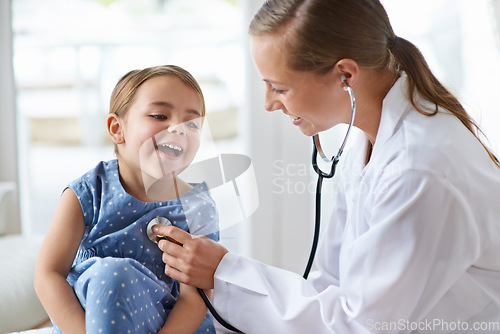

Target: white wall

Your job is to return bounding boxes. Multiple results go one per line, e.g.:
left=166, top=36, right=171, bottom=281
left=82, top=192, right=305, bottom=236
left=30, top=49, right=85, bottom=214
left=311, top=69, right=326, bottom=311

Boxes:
left=459, top=0, right=500, bottom=153
left=0, top=0, right=21, bottom=234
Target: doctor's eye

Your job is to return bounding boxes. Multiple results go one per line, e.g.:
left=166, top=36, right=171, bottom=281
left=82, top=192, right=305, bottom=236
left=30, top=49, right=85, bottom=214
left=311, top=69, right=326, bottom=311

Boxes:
left=271, top=87, right=285, bottom=94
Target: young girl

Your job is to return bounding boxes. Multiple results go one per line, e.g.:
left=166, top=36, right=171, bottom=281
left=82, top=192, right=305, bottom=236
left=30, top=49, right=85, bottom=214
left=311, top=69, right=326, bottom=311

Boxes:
left=34, top=65, right=219, bottom=334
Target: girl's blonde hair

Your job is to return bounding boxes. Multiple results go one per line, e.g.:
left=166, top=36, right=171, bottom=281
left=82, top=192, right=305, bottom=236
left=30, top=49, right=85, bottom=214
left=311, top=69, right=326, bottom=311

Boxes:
left=110, top=65, right=206, bottom=118
left=249, top=0, right=499, bottom=166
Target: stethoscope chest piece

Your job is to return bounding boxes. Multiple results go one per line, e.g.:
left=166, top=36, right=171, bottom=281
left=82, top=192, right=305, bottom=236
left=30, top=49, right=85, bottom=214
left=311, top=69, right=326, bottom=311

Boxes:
left=146, top=216, right=172, bottom=243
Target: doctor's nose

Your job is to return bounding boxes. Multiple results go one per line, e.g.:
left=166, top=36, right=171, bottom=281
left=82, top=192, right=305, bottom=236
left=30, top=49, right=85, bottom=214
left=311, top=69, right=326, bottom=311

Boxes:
left=265, top=101, right=283, bottom=112
left=264, top=89, right=284, bottom=112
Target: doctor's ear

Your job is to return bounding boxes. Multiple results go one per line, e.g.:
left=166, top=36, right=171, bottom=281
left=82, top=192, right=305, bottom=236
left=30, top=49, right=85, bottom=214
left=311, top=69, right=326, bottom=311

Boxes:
left=335, top=59, right=359, bottom=87
left=107, top=114, right=125, bottom=144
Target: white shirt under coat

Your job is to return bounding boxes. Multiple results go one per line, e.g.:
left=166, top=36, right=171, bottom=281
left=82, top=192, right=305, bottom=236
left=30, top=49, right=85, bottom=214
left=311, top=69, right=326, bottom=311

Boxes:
left=212, top=74, right=500, bottom=333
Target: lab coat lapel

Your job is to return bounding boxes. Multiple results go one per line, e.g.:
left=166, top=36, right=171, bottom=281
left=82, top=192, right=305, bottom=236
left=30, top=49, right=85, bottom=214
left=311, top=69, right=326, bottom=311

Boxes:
left=370, top=74, right=412, bottom=163
left=339, top=74, right=412, bottom=274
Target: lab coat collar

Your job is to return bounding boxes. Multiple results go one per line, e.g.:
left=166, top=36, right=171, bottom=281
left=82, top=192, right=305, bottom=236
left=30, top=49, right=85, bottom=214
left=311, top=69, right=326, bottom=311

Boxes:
left=371, top=73, right=412, bottom=161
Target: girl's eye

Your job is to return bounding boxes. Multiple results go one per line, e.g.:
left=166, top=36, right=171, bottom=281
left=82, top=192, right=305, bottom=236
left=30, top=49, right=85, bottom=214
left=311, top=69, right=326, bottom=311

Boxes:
left=271, top=87, right=285, bottom=94
left=151, top=114, right=167, bottom=120
left=186, top=121, right=199, bottom=130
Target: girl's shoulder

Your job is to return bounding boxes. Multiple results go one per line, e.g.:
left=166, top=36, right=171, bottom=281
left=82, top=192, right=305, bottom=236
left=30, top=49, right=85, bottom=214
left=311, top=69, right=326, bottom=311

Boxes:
left=71, top=159, right=118, bottom=184
left=67, top=159, right=119, bottom=197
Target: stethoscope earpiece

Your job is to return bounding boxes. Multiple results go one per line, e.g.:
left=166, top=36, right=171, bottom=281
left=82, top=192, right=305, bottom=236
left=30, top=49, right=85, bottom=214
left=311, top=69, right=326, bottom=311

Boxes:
left=340, top=74, right=349, bottom=91
left=146, top=216, right=172, bottom=243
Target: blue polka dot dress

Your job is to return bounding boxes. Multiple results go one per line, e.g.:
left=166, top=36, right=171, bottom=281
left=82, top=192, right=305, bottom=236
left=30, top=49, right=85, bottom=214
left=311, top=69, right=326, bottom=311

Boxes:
left=52, top=160, right=219, bottom=334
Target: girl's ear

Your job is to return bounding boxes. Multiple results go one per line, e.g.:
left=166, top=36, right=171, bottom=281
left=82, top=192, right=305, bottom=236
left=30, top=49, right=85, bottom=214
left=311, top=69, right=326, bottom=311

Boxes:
left=107, top=114, right=125, bottom=144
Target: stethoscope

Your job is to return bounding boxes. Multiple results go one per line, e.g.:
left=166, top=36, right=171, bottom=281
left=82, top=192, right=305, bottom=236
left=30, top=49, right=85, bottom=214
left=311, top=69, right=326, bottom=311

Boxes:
left=146, top=75, right=356, bottom=333
left=306, top=74, right=356, bottom=280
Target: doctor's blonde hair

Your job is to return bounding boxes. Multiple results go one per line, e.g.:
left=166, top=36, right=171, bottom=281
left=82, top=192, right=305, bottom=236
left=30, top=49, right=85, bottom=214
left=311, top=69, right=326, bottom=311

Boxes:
left=249, top=0, right=499, bottom=167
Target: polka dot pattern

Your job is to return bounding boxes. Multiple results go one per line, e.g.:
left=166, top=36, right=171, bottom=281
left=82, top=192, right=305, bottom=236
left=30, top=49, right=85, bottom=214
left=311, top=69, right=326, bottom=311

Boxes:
left=56, top=257, right=215, bottom=333
left=55, top=160, right=219, bottom=333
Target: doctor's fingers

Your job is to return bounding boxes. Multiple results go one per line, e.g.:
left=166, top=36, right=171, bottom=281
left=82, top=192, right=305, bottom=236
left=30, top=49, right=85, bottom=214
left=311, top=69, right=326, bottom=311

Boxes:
left=158, top=236, right=218, bottom=269
left=158, top=237, right=185, bottom=258
left=157, top=238, right=203, bottom=280
left=162, top=252, right=191, bottom=284
left=162, top=247, right=215, bottom=289
left=152, top=225, right=193, bottom=245
left=159, top=236, right=229, bottom=289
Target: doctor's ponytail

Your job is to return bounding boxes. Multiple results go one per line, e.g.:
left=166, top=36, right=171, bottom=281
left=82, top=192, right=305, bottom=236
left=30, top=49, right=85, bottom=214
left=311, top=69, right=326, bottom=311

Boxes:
left=249, top=0, right=499, bottom=167
left=388, top=36, right=500, bottom=167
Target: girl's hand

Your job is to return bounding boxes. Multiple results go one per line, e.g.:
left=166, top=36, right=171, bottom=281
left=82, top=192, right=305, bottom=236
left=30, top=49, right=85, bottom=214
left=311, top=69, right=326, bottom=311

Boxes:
left=153, top=225, right=228, bottom=289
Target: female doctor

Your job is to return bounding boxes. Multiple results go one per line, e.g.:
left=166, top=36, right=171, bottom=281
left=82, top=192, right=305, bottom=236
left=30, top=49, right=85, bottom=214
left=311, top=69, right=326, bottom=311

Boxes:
left=154, top=0, right=500, bottom=332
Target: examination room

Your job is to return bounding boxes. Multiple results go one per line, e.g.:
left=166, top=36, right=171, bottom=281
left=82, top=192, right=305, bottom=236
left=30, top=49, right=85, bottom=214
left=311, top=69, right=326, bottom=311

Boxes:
left=1, top=0, right=500, bottom=333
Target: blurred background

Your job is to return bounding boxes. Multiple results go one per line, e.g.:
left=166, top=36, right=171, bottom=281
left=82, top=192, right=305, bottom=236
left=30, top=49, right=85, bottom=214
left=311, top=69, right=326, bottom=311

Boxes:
left=1, top=0, right=500, bottom=330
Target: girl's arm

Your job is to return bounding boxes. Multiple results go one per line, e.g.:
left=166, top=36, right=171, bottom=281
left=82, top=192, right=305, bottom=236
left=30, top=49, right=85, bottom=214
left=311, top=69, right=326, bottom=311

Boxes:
left=159, top=283, right=210, bottom=334
left=34, top=188, right=87, bottom=334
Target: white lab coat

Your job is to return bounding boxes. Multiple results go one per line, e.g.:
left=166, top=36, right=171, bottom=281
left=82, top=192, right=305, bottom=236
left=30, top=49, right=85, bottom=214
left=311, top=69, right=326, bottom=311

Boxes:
left=212, top=74, right=500, bottom=333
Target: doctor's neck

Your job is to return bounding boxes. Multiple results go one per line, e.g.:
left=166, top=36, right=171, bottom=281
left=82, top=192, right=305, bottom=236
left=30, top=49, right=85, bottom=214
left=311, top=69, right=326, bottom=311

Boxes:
left=351, top=67, right=399, bottom=147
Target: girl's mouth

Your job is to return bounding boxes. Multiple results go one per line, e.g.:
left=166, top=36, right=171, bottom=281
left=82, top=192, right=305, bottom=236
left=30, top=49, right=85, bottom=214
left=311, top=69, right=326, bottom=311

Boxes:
left=157, top=143, right=183, bottom=157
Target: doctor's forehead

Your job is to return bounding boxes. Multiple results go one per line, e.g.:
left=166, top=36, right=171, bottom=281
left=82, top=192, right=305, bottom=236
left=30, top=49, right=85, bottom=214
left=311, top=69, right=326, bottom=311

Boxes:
left=250, top=35, right=292, bottom=79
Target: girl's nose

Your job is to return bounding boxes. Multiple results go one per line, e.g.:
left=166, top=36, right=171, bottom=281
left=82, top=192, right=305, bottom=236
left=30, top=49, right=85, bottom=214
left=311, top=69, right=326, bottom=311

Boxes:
left=168, top=122, right=186, bottom=135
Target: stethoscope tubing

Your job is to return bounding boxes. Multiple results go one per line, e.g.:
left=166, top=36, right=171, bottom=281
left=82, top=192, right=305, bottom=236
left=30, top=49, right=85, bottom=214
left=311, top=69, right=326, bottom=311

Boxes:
left=314, top=78, right=356, bottom=165
left=197, top=288, right=243, bottom=333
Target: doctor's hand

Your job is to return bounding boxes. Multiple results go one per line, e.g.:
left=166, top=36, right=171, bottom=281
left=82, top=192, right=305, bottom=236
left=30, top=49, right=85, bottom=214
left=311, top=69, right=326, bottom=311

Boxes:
left=153, top=225, right=228, bottom=289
